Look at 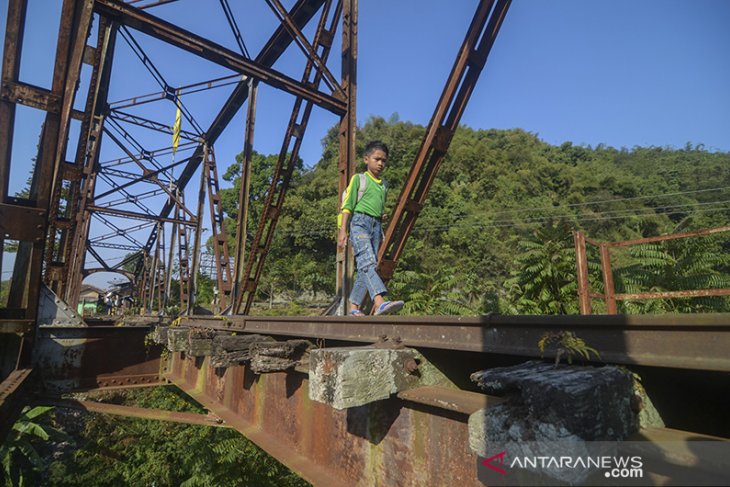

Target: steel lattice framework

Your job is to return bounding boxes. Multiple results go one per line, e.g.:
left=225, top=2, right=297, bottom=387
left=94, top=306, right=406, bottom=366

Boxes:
left=0, top=0, right=512, bottom=426
left=1, top=0, right=511, bottom=330
left=3, top=5, right=730, bottom=485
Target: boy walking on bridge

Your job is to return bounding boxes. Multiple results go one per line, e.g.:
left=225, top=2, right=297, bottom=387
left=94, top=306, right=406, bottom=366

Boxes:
left=338, top=141, right=404, bottom=316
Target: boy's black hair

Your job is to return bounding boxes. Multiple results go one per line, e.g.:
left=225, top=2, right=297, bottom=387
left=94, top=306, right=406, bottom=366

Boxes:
left=364, top=140, right=389, bottom=157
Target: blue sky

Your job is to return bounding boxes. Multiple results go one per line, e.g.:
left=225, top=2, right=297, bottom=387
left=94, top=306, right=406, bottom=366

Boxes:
left=2, top=0, right=729, bottom=287
left=2, top=0, right=729, bottom=182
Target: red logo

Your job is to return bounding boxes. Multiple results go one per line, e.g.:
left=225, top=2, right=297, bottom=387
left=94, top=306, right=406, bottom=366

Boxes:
left=482, top=451, right=507, bottom=475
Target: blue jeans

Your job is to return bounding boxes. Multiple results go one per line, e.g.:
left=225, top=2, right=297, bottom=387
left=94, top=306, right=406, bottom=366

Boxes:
left=349, top=213, right=387, bottom=306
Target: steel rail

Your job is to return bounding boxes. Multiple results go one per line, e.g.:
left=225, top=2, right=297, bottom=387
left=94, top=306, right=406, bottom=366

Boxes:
left=179, top=313, right=730, bottom=372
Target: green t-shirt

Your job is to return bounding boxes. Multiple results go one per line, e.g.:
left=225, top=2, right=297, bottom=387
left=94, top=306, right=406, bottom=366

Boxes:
left=340, top=172, right=386, bottom=218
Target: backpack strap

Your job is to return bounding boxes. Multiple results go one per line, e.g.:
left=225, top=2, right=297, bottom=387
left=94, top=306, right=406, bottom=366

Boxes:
left=356, top=173, right=367, bottom=203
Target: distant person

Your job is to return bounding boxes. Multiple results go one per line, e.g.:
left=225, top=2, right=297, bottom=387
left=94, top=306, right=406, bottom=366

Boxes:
left=104, top=292, right=114, bottom=315
left=113, top=294, right=121, bottom=315
left=337, top=140, right=404, bottom=316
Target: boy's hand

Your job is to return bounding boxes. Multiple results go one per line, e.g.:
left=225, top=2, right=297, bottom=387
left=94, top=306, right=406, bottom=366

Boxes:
left=337, top=229, right=348, bottom=249
left=381, top=213, right=389, bottom=223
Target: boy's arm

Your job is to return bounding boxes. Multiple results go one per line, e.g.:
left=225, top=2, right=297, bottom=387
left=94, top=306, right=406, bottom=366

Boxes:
left=341, top=175, right=359, bottom=215
left=338, top=175, right=358, bottom=249
left=337, top=211, right=350, bottom=249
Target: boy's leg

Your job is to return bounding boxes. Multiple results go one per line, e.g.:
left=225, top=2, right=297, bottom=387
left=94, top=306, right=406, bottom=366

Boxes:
left=369, top=220, right=404, bottom=316
left=350, top=216, right=387, bottom=307
left=369, top=223, right=386, bottom=308
left=349, top=271, right=367, bottom=309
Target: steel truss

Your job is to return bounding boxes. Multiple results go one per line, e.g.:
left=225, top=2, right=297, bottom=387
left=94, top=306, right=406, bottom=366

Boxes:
left=1, top=0, right=512, bottom=378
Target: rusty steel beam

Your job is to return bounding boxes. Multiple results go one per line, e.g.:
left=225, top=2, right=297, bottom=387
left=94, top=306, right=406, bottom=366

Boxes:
left=396, top=385, right=504, bottom=415
left=179, top=313, right=730, bottom=372
left=0, top=0, right=27, bottom=201
left=574, top=230, right=592, bottom=315
left=107, top=72, right=246, bottom=110
left=265, top=0, right=343, bottom=99
left=0, top=204, right=47, bottom=241
left=93, top=0, right=346, bottom=115
left=102, top=127, right=193, bottom=217
left=0, top=320, right=34, bottom=334
left=51, top=12, right=117, bottom=303
left=231, top=81, right=257, bottom=311
left=108, top=109, right=200, bottom=140
left=334, top=0, right=357, bottom=315
left=616, top=288, right=730, bottom=301
left=166, top=354, right=485, bottom=486
left=165, top=344, right=730, bottom=486
left=86, top=205, right=195, bottom=226
left=65, top=41, right=117, bottom=303
left=606, top=225, right=730, bottom=248
left=377, top=0, right=511, bottom=282
left=0, top=80, right=61, bottom=113
left=44, top=0, right=95, bottom=285
left=1, top=0, right=96, bottom=370
left=0, top=368, right=33, bottom=441
left=188, top=149, right=208, bottom=314
left=234, top=0, right=343, bottom=314
left=203, top=147, right=234, bottom=309
left=93, top=158, right=189, bottom=200
left=142, top=0, right=326, bottom=257
left=35, top=325, right=164, bottom=392
left=41, top=399, right=229, bottom=428
left=599, top=243, right=617, bottom=314
left=576, top=226, right=730, bottom=316
left=176, top=189, right=193, bottom=311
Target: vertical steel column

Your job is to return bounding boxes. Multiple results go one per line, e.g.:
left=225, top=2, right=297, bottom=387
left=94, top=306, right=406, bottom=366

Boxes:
left=1, top=0, right=31, bottom=312
left=573, top=230, right=592, bottom=315
left=44, top=0, right=95, bottom=283
left=203, top=147, right=234, bottom=310
left=599, top=244, right=617, bottom=314
left=231, top=80, right=257, bottom=314
left=55, top=16, right=117, bottom=304
left=234, top=0, right=341, bottom=315
left=0, top=0, right=27, bottom=343
left=147, top=232, right=160, bottom=313
left=163, top=224, right=176, bottom=312
left=0, top=0, right=27, bottom=201
left=335, top=0, right=357, bottom=315
left=377, top=0, right=511, bottom=282
left=6, top=123, right=46, bottom=308
left=154, top=224, right=166, bottom=313
left=188, top=150, right=208, bottom=314
left=139, top=252, right=151, bottom=312
left=176, top=189, right=192, bottom=312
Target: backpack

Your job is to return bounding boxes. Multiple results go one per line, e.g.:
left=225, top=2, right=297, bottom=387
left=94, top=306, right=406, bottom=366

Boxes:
left=337, top=173, right=387, bottom=228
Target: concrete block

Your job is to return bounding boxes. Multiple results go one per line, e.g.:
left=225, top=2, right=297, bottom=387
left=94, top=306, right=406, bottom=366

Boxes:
left=309, top=346, right=426, bottom=410
left=167, top=327, right=189, bottom=352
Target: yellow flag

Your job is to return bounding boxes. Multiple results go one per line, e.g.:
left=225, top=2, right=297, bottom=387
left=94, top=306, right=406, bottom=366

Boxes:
left=172, top=92, right=181, bottom=154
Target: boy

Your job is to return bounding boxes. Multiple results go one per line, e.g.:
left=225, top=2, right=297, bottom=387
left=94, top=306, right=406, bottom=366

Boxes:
left=337, top=140, right=404, bottom=316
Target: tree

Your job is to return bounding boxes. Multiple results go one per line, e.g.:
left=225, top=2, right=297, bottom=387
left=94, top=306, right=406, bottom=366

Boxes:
left=43, top=387, right=308, bottom=486
left=388, top=269, right=476, bottom=315
left=614, top=237, right=730, bottom=314
left=503, top=221, right=581, bottom=315
left=185, top=117, right=730, bottom=316
left=1, top=406, right=70, bottom=487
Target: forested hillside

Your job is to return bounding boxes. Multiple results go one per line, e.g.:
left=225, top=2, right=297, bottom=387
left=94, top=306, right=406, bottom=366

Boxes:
left=216, top=116, right=730, bottom=315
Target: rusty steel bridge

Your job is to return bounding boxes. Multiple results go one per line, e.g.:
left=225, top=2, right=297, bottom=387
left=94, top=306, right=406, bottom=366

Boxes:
left=1, top=1, right=729, bottom=485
